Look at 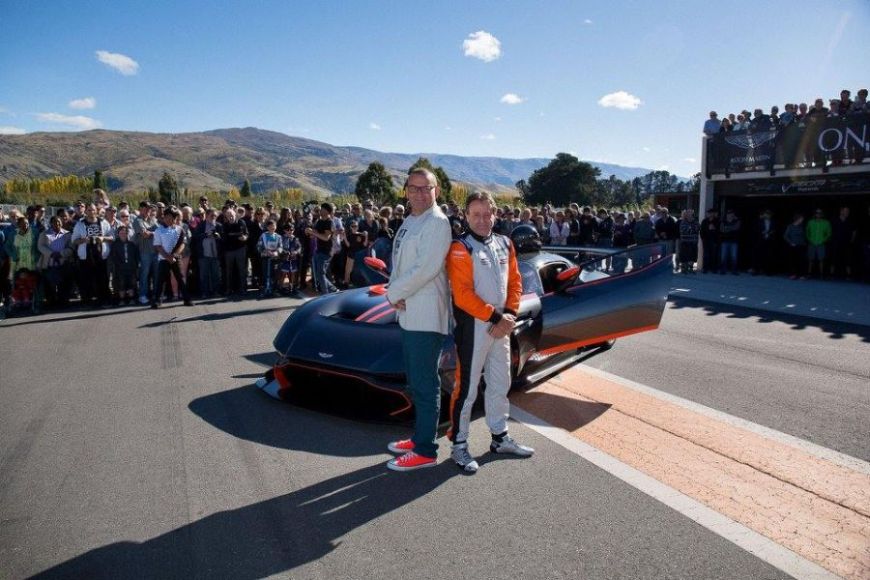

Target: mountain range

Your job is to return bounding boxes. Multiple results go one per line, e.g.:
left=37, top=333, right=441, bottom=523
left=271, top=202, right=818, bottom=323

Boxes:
left=0, top=127, right=657, bottom=196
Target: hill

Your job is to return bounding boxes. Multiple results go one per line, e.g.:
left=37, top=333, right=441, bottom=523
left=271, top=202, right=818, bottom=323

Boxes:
left=0, top=127, right=658, bottom=196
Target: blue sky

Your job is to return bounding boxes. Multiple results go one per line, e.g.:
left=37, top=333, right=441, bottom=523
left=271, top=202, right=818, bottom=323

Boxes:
left=1, top=0, right=867, bottom=176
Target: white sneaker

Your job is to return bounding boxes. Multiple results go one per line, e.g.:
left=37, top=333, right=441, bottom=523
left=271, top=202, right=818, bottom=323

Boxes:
left=490, top=435, right=534, bottom=457
left=138, top=296, right=149, bottom=305
left=451, top=444, right=479, bottom=473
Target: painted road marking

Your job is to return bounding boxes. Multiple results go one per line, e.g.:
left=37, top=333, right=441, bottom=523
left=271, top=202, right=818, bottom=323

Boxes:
left=511, top=406, right=839, bottom=580
left=511, top=366, right=870, bottom=579
left=577, top=363, right=870, bottom=476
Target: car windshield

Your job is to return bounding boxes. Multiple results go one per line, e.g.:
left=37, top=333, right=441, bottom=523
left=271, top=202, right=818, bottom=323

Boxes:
left=518, top=261, right=544, bottom=296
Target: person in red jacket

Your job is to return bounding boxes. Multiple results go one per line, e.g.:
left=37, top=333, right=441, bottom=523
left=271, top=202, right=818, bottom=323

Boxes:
left=445, top=191, right=534, bottom=473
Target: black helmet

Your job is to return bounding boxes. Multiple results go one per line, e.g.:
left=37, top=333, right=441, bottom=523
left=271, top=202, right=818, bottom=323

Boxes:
left=510, top=224, right=541, bottom=253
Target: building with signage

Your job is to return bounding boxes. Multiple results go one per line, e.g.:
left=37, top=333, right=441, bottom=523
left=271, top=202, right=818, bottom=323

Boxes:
left=698, top=113, right=870, bottom=271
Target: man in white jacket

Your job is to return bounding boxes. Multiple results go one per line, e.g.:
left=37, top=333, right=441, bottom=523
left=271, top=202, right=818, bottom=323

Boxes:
left=71, top=203, right=113, bottom=308
left=385, top=168, right=453, bottom=471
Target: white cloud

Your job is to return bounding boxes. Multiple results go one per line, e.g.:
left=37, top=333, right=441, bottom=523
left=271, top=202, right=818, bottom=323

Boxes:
left=642, top=146, right=651, bottom=152
left=657, top=165, right=670, bottom=171
left=36, top=112, right=101, bottom=130
left=597, top=90, right=643, bottom=110
left=494, top=116, right=502, bottom=122
left=96, top=50, right=139, bottom=75
left=0, top=126, right=26, bottom=135
left=683, top=157, right=697, bottom=163
left=444, top=126, right=452, bottom=131
left=584, top=19, right=593, bottom=24
left=480, top=133, right=496, bottom=140
left=462, top=31, right=501, bottom=62
left=368, top=122, right=381, bottom=130
left=68, top=97, right=96, bottom=110
left=500, top=93, right=525, bottom=105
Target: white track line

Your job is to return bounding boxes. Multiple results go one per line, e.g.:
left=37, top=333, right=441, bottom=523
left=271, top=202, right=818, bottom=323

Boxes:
left=575, top=363, right=870, bottom=476
left=510, top=406, right=841, bottom=580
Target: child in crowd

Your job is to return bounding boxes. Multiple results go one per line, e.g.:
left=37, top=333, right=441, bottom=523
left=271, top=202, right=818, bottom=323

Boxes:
left=109, top=225, right=140, bottom=305
left=257, top=219, right=281, bottom=298
left=277, top=223, right=302, bottom=296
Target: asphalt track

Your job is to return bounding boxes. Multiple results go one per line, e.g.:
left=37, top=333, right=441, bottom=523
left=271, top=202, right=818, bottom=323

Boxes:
left=0, top=292, right=867, bottom=579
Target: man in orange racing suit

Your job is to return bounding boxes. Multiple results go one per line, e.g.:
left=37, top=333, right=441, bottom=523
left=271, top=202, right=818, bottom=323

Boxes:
left=446, top=191, right=535, bottom=473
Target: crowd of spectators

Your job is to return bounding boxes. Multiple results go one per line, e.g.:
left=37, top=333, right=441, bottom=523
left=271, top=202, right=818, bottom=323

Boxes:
left=0, top=191, right=405, bottom=314
left=703, top=88, right=869, bottom=136
left=3, top=189, right=869, bottom=315
left=703, top=88, right=869, bottom=169
left=697, top=204, right=870, bottom=281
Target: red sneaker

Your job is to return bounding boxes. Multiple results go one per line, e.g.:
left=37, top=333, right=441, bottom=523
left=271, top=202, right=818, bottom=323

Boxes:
left=387, top=439, right=414, bottom=454
left=387, top=451, right=436, bottom=472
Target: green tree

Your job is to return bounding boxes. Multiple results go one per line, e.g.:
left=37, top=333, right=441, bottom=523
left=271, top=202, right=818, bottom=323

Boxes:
left=93, top=169, right=108, bottom=191
left=355, top=161, right=396, bottom=206
left=240, top=179, right=252, bottom=198
left=408, top=157, right=435, bottom=173
left=524, top=153, right=600, bottom=206
left=158, top=171, right=179, bottom=205
left=688, top=172, right=701, bottom=193
left=433, top=166, right=452, bottom=199
left=408, top=157, right=452, bottom=199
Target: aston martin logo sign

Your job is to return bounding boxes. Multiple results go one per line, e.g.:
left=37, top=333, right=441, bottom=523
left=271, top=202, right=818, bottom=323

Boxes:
left=723, top=132, right=777, bottom=150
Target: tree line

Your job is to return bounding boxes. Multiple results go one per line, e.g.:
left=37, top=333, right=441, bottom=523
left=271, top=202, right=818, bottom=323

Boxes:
left=2, top=154, right=698, bottom=211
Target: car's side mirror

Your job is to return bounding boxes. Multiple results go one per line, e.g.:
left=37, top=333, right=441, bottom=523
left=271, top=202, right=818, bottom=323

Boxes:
left=364, top=256, right=387, bottom=272
left=554, top=265, right=580, bottom=293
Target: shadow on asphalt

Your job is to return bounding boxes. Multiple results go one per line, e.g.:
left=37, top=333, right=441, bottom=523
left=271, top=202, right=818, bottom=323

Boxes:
left=188, top=384, right=404, bottom=457
left=29, top=461, right=456, bottom=580
left=242, top=351, right=277, bottom=367
left=138, top=305, right=298, bottom=328
left=669, top=295, right=870, bottom=343
left=0, top=305, right=144, bottom=327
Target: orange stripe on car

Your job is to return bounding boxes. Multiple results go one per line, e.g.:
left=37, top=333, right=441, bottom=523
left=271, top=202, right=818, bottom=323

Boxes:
left=533, top=324, right=659, bottom=357
left=366, top=306, right=396, bottom=323
left=354, top=300, right=391, bottom=322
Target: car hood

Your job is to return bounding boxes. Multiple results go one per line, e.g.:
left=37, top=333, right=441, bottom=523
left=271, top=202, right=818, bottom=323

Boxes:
left=273, top=286, right=403, bottom=375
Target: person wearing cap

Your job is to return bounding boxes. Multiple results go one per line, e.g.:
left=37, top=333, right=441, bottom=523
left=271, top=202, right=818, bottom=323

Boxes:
left=133, top=201, right=159, bottom=305
left=71, top=201, right=86, bottom=226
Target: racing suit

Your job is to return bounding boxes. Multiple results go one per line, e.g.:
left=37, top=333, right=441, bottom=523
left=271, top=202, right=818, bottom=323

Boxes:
left=445, top=230, right=522, bottom=444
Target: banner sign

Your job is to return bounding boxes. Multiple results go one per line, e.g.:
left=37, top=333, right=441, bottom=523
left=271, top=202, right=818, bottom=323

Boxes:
left=706, top=113, right=870, bottom=175
left=715, top=174, right=870, bottom=197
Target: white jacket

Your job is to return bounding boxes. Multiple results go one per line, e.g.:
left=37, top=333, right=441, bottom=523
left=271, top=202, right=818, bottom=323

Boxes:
left=387, top=205, right=452, bottom=334
left=71, top=218, right=112, bottom=260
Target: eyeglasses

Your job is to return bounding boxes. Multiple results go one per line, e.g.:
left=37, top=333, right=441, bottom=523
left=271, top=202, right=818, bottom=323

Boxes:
left=406, top=185, right=435, bottom=194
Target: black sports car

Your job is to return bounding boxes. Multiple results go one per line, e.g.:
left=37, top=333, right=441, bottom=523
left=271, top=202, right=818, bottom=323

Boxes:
left=255, top=241, right=672, bottom=420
